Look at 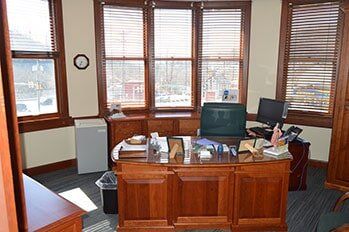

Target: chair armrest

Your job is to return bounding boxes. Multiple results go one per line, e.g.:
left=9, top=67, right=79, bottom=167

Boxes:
left=334, top=224, right=349, bottom=231
left=334, top=192, right=349, bottom=212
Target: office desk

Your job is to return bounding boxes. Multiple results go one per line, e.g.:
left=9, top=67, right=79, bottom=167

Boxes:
left=112, top=137, right=291, bottom=231
left=24, top=175, right=85, bottom=232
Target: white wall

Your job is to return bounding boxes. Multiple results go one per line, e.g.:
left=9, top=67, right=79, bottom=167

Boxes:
left=246, top=0, right=332, bottom=162
left=20, top=0, right=98, bottom=169
left=20, top=127, right=76, bottom=168
left=19, top=0, right=332, bottom=168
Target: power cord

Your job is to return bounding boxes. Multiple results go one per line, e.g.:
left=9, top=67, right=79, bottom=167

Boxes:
left=290, top=138, right=309, bottom=191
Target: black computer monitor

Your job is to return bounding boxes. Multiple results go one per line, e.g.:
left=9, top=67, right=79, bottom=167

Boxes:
left=256, top=98, right=288, bottom=128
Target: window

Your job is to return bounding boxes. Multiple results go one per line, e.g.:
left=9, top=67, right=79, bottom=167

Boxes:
left=95, top=1, right=251, bottom=113
left=277, top=0, right=342, bottom=127
left=154, top=9, right=192, bottom=108
left=7, top=0, right=70, bottom=132
left=201, top=9, right=244, bottom=104
left=103, top=6, right=145, bottom=108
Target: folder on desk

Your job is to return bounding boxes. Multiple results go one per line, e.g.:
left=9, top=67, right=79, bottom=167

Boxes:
left=118, top=140, right=147, bottom=158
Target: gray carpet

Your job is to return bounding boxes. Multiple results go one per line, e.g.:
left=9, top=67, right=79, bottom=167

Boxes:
left=33, top=167, right=349, bottom=232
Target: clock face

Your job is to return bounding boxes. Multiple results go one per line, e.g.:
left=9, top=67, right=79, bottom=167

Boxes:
left=74, top=54, right=89, bottom=69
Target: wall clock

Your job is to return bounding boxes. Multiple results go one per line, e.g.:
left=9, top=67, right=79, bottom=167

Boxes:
left=73, top=54, right=89, bottom=70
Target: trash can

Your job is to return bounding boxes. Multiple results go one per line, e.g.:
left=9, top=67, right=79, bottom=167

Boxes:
left=95, top=171, right=118, bottom=214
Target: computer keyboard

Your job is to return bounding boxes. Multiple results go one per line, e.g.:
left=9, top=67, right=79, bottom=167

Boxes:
left=249, top=126, right=270, bottom=135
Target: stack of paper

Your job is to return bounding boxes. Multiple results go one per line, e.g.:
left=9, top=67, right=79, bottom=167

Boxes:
left=263, top=145, right=289, bottom=157
left=198, top=150, right=212, bottom=159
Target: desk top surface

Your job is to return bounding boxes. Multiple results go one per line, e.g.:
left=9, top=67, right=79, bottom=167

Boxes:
left=112, top=136, right=292, bottom=167
left=24, top=174, right=85, bottom=232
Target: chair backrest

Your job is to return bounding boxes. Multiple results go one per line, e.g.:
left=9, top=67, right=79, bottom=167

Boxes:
left=200, top=103, right=246, bottom=137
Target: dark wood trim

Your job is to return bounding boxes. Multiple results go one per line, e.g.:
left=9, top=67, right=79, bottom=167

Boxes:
left=145, top=4, right=153, bottom=111
left=276, top=0, right=340, bottom=127
left=51, top=0, right=70, bottom=119
left=95, top=0, right=251, bottom=115
left=246, top=113, right=257, bottom=121
left=0, top=9, right=19, bottom=230
left=0, top=0, right=27, bottom=229
left=23, top=159, right=77, bottom=176
left=11, top=51, right=59, bottom=59
left=200, top=1, right=252, bottom=9
left=18, top=116, right=74, bottom=133
left=326, top=0, right=349, bottom=192
left=11, top=0, right=70, bottom=133
left=246, top=112, right=332, bottom=128
left=94, top=0, right=106, bottom=117
left=240, top=1, right=251, bottom=106
left=308, top=159, right=328, bottom=169
left=289, top=0, right=340, bottom=4
left=276, top=0, right=291, bottom=101
left=284, top=112, right=333, bottom=128
left=18, top=114, right=101, bottom=133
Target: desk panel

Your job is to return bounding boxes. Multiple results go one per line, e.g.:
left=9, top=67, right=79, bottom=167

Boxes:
left=115, top=160, right=290, bottom=231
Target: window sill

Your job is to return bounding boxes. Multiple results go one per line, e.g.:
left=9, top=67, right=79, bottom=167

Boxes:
left=247, top=112, right=332, bottom=128
left=105, top=110, right=200, bottom=122
left=18, top=116, right=74, bottom=133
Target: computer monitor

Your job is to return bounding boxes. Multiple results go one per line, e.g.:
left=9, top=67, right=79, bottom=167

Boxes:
left=256, top=98, right=288, bottom=128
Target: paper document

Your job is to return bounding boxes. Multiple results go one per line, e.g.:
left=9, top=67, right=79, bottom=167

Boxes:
left=121, top=140, right=147, bottom=151
left=196, top=138, right=221, bottom=146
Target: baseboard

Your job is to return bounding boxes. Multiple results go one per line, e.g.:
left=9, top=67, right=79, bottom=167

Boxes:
left=308, top=159, right=328, bottom=169
left=23, top=158, right=77, bottom=176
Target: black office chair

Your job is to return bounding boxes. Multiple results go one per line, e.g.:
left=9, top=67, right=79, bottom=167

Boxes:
left=200, top=103, right=246, bottom=137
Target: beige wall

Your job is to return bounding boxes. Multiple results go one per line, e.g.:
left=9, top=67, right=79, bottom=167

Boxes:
left=20, top=0, right=98, bottom=169
left=19, top=0, right=332, bottom=168
left=62, top=0, right=99, bottom=117
left=247, top=0, right=332, bottom=162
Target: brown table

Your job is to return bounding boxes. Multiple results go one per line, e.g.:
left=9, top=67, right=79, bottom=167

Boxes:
left=113, top=137, right=291, bottom=231
left=24, top=174, right=85, bottom=232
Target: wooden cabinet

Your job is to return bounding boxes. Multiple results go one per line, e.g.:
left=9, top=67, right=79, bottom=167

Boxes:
left=233, top=163, right=289, bottom=231
left=178, top=119, right=200, bottom=136
left=106, top=113, right=200, bottom=152
left=116, top=164, right=173, bottom=231
left=327, top=3, right=349, bottom=192
left=108, top=120, right=144, bottom=150
left=115, top=160, right=290, bottom=231
left=148, top=119, right=175, bottom=136
left=172, top=168, right=233, bottom=229
left=289, top=139, right=310, bottom=191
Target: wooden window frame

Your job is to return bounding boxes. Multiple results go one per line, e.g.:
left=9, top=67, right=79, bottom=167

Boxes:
left=152, top=5, right=195, bottom=111
left=198, top=1, right=251, bottom=106
left=9, top=0, right=71, bottom=133
left=276, top=0, right=343, bottom=128
left=95, top=0, right=251, bottom=116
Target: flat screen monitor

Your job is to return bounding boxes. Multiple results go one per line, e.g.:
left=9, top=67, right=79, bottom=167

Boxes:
left=256, top=98, right=288, bottom=128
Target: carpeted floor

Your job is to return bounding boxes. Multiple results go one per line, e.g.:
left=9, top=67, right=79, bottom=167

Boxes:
left=33, top=166, right=349, bottom=232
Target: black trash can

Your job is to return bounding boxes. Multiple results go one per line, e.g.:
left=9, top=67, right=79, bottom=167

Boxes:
left=95, top=171, right=118, bottom=214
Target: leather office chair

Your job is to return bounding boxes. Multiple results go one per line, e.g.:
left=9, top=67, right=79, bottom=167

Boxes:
left=200, top=103, right=246, bottom=137
left=317, top=192, right=349, bottom=232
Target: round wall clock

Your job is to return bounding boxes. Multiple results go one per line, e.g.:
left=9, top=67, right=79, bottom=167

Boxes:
left=74, top=54, right=89, bottom=70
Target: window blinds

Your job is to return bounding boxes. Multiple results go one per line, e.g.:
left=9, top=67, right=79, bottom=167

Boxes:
left=7, top=0, right=55, bottom=51
left=282, top=1, right=341, bottom=114
left=154, top=9, right=192, bottom=58
left=102, top=5, right=146, bottom=107
left=154, top=9, right=193, bottom=107
left=200, top=9, right=243, bottom=103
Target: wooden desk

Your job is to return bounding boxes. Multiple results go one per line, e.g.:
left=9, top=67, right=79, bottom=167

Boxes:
left=113, top=137, right=291, bottom=231
left=23, top=174, right=85, bottom=232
